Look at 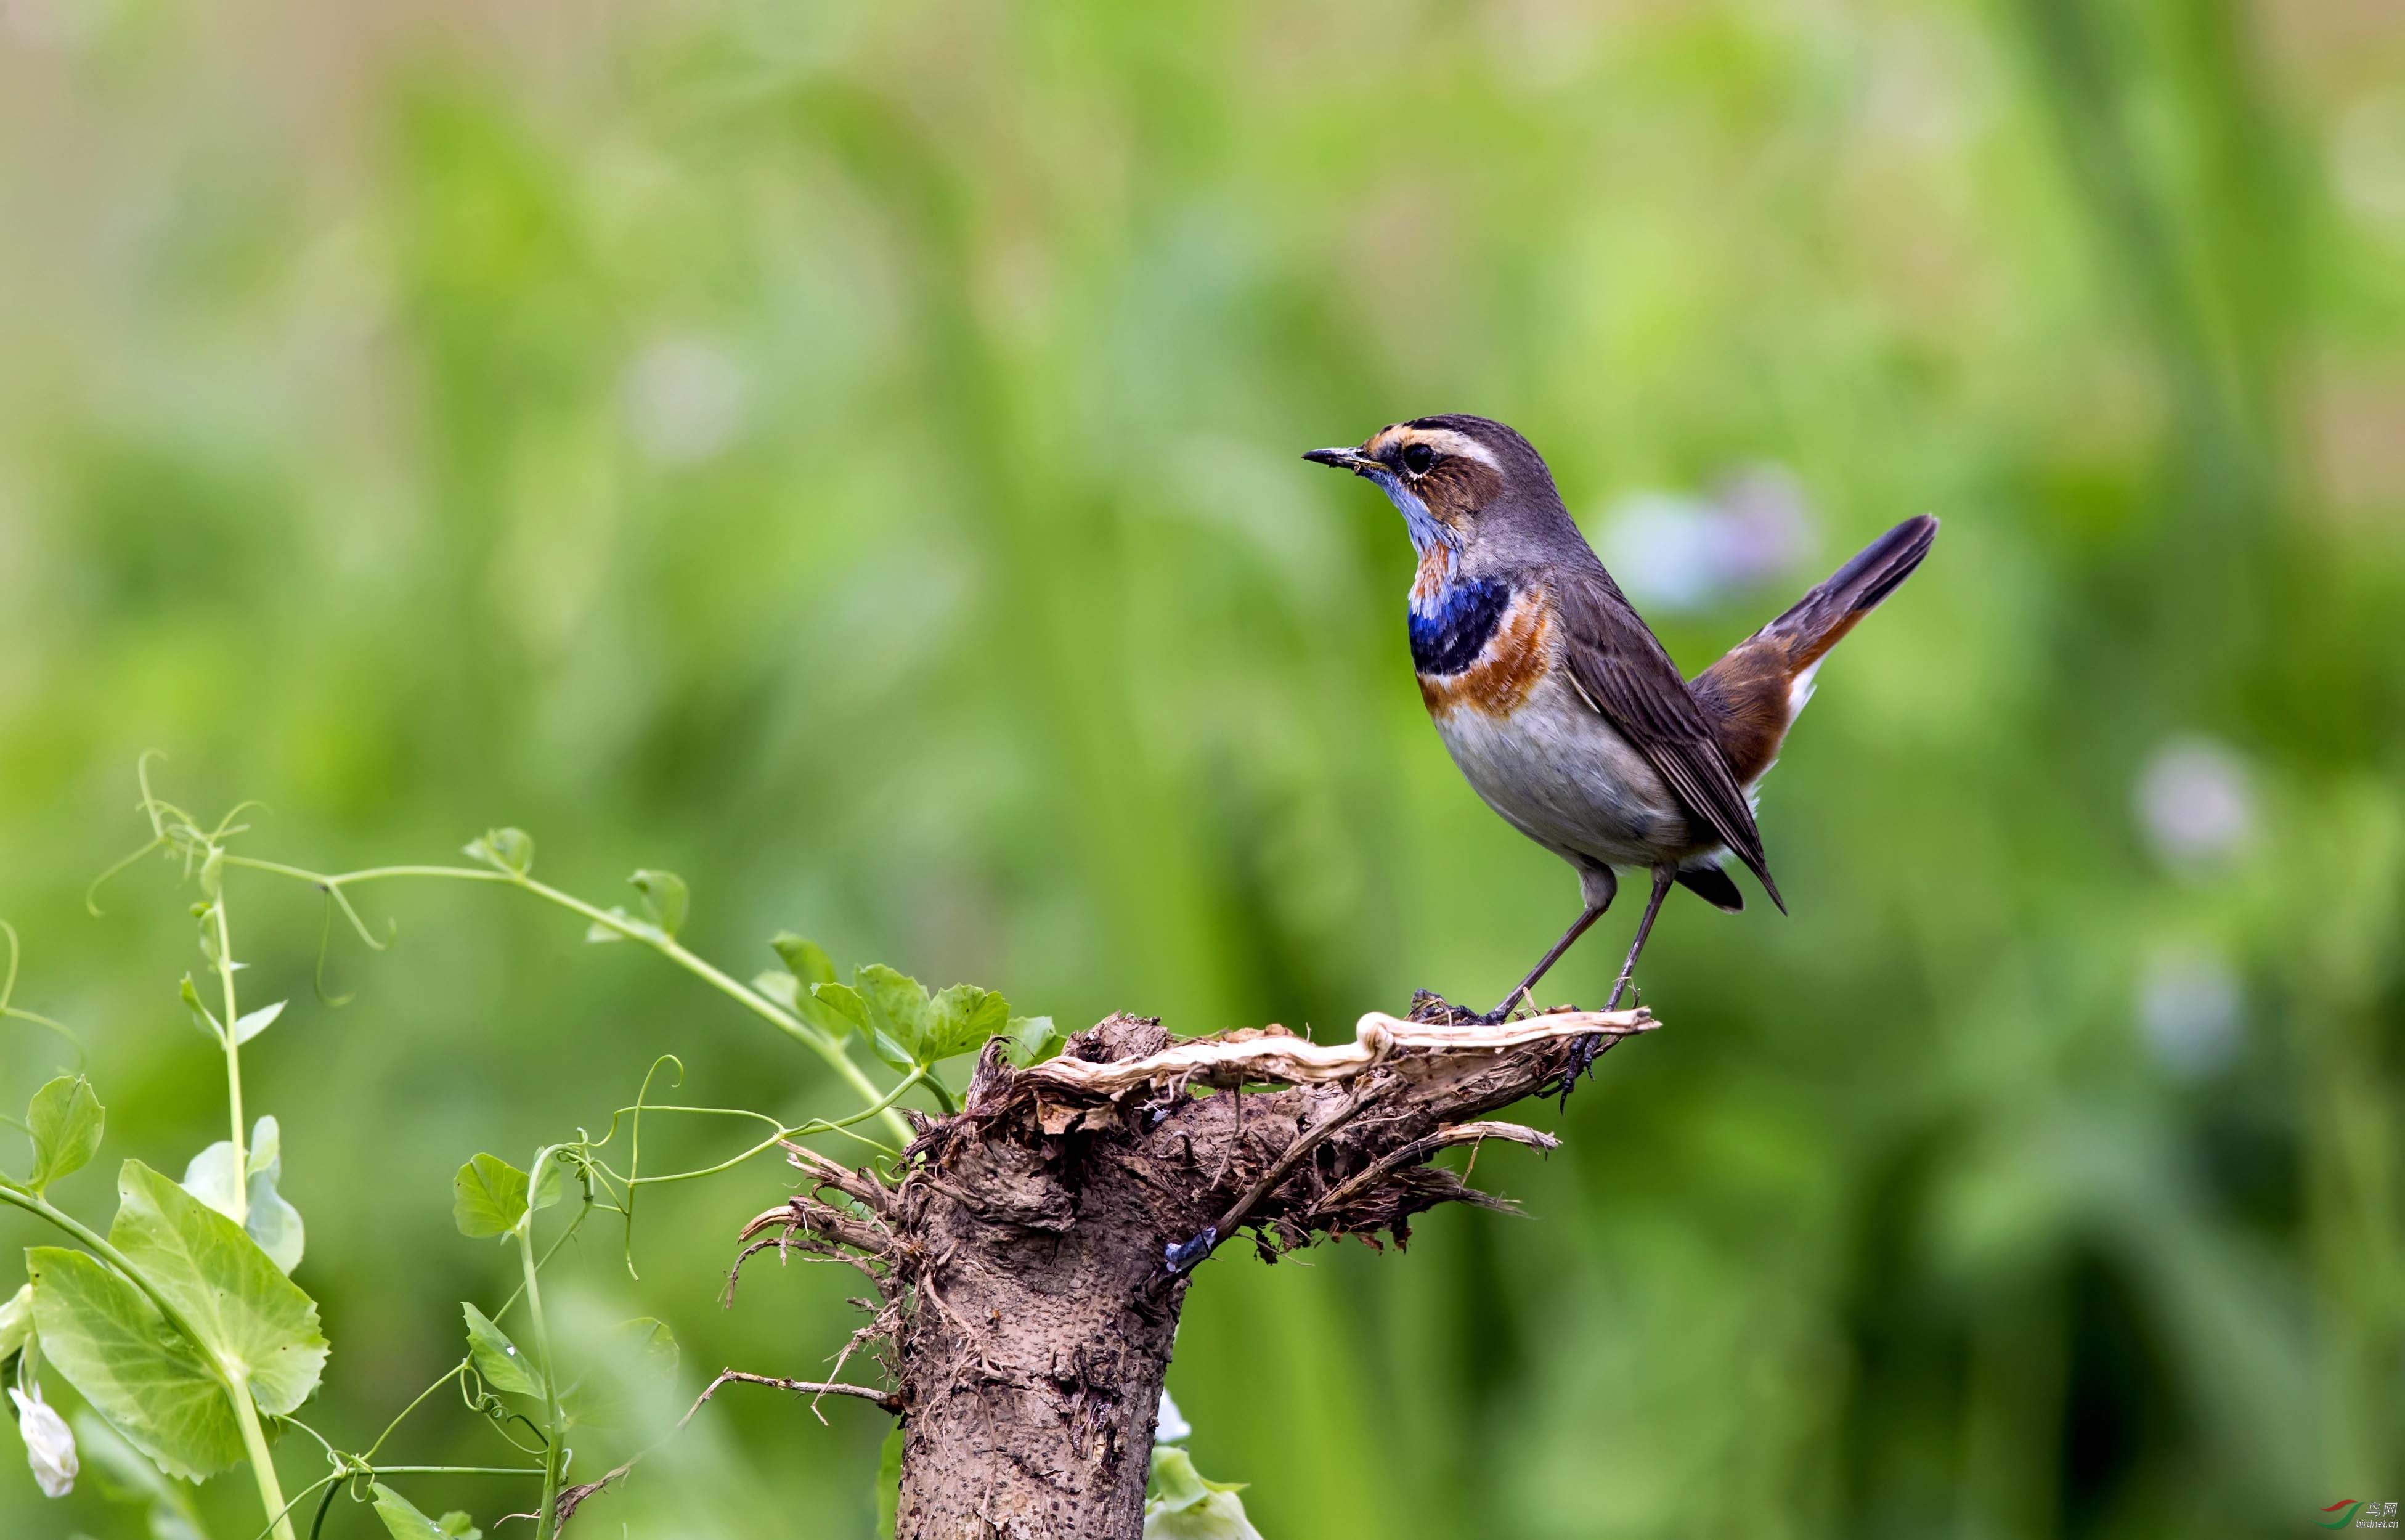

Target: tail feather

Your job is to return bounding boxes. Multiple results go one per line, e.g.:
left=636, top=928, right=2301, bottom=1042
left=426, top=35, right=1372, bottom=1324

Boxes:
left=1756, top=513, right=1938, bottom=670
left=1691, top=515, right=1937, bottom=787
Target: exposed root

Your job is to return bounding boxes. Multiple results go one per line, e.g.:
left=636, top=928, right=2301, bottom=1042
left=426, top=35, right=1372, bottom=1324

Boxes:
left=685, top=1367, right=900, bottom=1416
left=1308, top=1118, right=1557, bottom=1217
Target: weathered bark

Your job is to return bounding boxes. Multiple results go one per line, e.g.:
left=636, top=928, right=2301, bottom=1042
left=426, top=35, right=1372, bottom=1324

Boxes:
left=736, top=995, right=1654, bottom=1540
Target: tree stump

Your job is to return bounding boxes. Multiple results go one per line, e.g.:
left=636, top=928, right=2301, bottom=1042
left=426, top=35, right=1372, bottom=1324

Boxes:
left=736, top=995, right=1656, bottom=1540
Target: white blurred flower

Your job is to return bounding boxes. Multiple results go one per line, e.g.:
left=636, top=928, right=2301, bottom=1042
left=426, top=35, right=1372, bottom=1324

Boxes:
left=621, top=336, right=749, bottom=466
left=10, top=1387, right=77, bottom=1498
left=1595, top=465, right=1813, bottom=613
left=2137, top=947, right=2244, bottom=1078
left=1154, top=1387, right=1191, bottom=1444
left=2134, top=736, right=2256, bottom=868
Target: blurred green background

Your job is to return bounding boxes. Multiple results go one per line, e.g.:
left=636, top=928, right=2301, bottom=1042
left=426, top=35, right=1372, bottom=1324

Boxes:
left=2, top=0, right=2401, bottom=1534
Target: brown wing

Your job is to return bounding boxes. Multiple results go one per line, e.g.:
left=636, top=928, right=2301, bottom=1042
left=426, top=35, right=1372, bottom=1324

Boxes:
left=1553, top=568, right=1786, bottom=912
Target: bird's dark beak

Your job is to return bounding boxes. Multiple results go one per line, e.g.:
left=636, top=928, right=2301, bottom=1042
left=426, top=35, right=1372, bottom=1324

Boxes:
left=1303, top=446, right=1381, bottom=476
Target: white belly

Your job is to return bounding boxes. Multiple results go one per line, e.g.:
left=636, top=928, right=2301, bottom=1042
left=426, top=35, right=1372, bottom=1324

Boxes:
left=1430, top=674, right=1690, bottom=870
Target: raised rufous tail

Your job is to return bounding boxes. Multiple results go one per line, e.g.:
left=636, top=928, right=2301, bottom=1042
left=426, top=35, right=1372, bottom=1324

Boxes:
left=1671, top=515, right=1934, bottom=914
left=1691, top=513, right=1939, bottom=791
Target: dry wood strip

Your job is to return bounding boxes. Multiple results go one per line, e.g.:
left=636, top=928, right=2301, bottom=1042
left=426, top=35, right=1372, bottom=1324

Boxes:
left=1017, top=1008, right=1655, bottom=1096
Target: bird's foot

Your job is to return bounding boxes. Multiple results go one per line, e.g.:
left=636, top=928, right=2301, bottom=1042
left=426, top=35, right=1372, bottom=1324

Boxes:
left=1558, top=977, right=1645, bottom=1106
left=1556, top=1032, right=1605, bottom=1110
left=1406, top=990, right=1495, bottom=1027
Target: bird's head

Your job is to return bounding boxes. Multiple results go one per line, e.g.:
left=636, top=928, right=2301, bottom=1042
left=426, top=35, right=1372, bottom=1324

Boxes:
left=1304, top=414, right=1563, bottom=558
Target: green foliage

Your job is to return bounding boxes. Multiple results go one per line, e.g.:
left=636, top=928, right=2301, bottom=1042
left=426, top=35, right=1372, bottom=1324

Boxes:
left=463, top=828, right=535, bottom=877
left=1004, top=1014, right=1066, bottom=1069
left=855, top=965, right=932, bottom=1072
left=175, top=977, right=221, bottom=1041
left=772, top=934, right=837, bottom=988
left=183, top=1114, right=305, bottom=1273
left=927, top=984, right=1009, bottom=1062
left=372, top=1481, right=484, bottom=1540
left=28, top=1247, right=244, bottom=1480
left=808, top=959, right=1054, bottom=1078
left=807, top=980, right=868, bottom=1041
left=461, top=1303, right=545, bottom=1399
left=230, top=999, right=285, bottom=1046
left=0, top=780, right=992, bottom=1540
left=582, top=870, right=692, bottom=943
left=23, top=1075, right=104, bottom=1194
left=582, top=911, right=635, bottom=944
left=241, top=1118, right=305, bottom=1274
left=763, top=934, right=868, bottom=1043
left=107, top=1160, right=330, bottom=1413
left=629, top=870, right=689, bottom=937
left=452, top=1152, right=560, bottom=1239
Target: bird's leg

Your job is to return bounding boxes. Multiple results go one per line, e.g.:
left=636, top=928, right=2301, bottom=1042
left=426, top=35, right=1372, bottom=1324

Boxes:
left=1483, top=902, right=1606, bottom=1023
left=1603, top=866, right=1674, bottom=1010
left=1561, top=866, right=1674, bottom=1104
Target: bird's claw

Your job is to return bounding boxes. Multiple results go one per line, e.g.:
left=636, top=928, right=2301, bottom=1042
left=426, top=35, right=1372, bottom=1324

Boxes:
left=1556, top=1032, right=1605, bottom=1109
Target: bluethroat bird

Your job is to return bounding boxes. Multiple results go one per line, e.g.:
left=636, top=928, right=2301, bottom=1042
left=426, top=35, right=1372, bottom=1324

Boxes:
left=1308, top=416, right=1935, bottom=1092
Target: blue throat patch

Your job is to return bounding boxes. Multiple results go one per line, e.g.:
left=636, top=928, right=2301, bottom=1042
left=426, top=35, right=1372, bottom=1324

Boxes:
left=1409, top=577, right=1511, bottom=676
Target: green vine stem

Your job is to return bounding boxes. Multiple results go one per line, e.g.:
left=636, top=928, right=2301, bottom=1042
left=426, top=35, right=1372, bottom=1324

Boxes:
left=519, top=1149, right=568, bottom=1540
left=221, top=855, right=915, bottom=1146
left=267, top=1462, right=541, bottom=1540
left=208, top=887, right=250, bottom=1226
left=0, top=921, right=83, bottom=1063
left=229, top=1374, right=298, bottom=1540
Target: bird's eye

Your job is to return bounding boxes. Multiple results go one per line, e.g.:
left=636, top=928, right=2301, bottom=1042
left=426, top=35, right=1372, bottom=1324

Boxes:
left=1401, top=442, right=1436, bottom=476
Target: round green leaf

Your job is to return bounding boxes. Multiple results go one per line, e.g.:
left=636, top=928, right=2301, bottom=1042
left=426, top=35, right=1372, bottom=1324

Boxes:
left=452, top=1154, right=530, bottom=1239
left=107, top=1160, right=329, bottom=1414
left=28, top=1247, right=242, bottom=1481
left=926, top=985, right=1009, bottom=1062
left=26, top=1075, right=104, bottom=1193
left=856, top=965, right=932, bottom=1067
